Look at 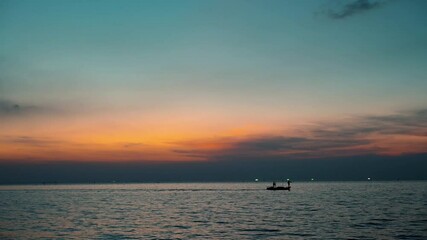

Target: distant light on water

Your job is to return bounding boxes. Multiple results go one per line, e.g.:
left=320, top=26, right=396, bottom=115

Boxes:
left=255, top=178, right=259, bottom=182
left=368, top=177, right=371, bottom=181
left=311, top=178, right=314, bottom=181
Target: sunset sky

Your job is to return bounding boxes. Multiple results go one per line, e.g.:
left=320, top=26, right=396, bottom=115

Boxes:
left=1, top=0, right=427, bottom=165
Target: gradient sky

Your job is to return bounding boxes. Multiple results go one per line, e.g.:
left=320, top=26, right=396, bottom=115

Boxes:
left=1, top=0, right=427, bottom=164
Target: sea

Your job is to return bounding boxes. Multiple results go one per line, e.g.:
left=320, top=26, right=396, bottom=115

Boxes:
left=0, top=181, right=426, bottom=239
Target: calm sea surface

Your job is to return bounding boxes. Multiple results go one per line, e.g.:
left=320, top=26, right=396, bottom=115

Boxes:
left=0, top=182, right=426, bottom=239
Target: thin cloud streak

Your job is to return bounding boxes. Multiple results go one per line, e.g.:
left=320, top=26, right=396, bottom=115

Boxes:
left=0, top=99, right=53, bottom=118
left=325, top=0, right=388, bottom=19
left=0, top=99, right=36, bottom=116
left=0, top=136, right=63, bottom=147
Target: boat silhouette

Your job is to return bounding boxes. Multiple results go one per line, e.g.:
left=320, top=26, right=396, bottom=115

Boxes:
left=266, top=180, right=291, bottom=191
left=266, top=186, right=290, bottom=191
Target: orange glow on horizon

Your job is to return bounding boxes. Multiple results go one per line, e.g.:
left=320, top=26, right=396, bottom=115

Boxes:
left=1, top=110, right=426, bottom=162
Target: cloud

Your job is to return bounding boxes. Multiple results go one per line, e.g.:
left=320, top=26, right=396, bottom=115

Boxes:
left=171, top=109, right=427, bottom=160
left=0, top=136, right=63, bottom=147
left=312, top=109, right=427, bottom=138
left=0, top=99, right=46, bottom=118
left=122, top=142, right=144, bottom=148
left=325, top=0, right=387, bottom=19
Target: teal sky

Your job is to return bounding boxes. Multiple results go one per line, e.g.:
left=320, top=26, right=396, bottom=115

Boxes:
left=1, top=0, right=427, bottom=163
left=2, top=0, right=426, bottom=115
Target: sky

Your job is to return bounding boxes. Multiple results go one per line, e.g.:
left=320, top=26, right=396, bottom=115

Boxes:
left=0, top=0, right=427, bottom=181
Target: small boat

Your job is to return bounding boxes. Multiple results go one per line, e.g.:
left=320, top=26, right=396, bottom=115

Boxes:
left=266, top=180, right=291, bottom=191
left=266, top=186, right=290, bottom=191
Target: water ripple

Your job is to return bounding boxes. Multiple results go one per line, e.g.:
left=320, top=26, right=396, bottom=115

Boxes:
left=1, top=182, right=426, bottom=239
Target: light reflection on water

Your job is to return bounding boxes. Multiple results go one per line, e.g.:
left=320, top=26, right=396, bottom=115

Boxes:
left=0, top=182, right=426, bottom=239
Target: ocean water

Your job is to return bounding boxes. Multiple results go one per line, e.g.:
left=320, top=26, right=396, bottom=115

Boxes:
left=0, top=182, right=426, bottom=239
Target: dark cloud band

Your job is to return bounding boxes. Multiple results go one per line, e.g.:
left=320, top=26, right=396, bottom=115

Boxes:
left=172, top=108, right=427, bottom=160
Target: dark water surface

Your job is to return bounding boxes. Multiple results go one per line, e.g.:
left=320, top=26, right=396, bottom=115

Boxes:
left=1, top=182, right=426, bottom=239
